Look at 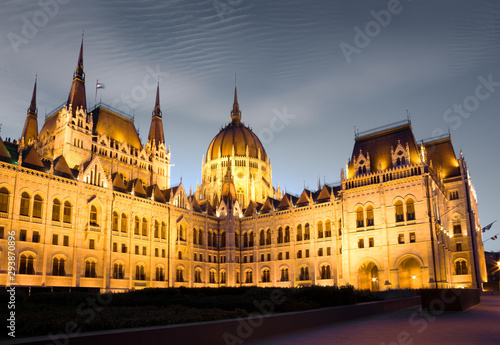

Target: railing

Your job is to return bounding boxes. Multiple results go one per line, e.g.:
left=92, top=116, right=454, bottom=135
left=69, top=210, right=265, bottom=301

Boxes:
left=344, top=164, right=423, bottom=190
left=355, top=119, right=411, bottom=139
left=45, top=102, right=66, bottom=119
left=90, top=101, right=135, bottom=121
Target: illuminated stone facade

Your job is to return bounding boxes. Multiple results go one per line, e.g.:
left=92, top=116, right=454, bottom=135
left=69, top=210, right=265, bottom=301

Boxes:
left=0, top=41, right=487, bottom=292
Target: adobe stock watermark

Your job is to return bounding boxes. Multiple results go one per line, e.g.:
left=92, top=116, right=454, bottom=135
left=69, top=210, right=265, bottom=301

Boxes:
left=7, top=0, right=70, bottom=54
left=110, top=64, right=169, bottom=115
left=380, top=289, right=466, bottom=345
left=222, top=289, right=286, bottom=344
left=339, top=0, right=411, bottom=64
left=258, top=107, right=296, bottom=144
left=431, top=74, right=500, bottom=137
left=48, top=293, right=112, bottom=345
left=213, top=0, right=244, bottom=22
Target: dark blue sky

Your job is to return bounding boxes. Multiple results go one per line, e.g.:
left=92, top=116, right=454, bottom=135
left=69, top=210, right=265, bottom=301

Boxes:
left=1, top=0, right=499, bottom=251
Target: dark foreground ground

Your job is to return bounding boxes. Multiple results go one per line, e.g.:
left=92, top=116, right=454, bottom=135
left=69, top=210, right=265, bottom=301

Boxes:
left=245, top=294, right=500, bottom=345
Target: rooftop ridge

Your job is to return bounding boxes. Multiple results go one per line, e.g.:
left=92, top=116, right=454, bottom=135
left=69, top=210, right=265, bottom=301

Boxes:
left=90, top=102, right=135, bottom=122
left=421, top=133, right=451, bottom=144
left=355, top=119, right=411, bottom=140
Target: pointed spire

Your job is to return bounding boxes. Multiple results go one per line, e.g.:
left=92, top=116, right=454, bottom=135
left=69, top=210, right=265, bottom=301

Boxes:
left=28, top=76, right=37, bottom=116
left=21, top=77, right=39, bottom=148
left=148, top=81, right=165, bottom=149
left=75, top=35, right=84, bottom=81
left=153, top=81, right=162, bottom=118
left=230, top=78, right=241, bottom=122
left=67, top=36, right=87, bottom=114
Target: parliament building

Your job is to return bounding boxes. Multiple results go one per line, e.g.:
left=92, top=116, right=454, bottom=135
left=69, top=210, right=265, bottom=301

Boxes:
left=0, top=41, right=487, bottom=292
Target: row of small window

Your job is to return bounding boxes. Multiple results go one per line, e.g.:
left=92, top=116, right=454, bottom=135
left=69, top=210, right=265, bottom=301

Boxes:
left=192, top=253, right=226, bottom=263
left=0, top=188, right=74, bottom=223
left=15, top=230, right=71, bottom=246
left=240, top=221, right=336, bottom=248
left=112, top=212, right=167, bottom=239
left=176, top=265, right=331, bottom=284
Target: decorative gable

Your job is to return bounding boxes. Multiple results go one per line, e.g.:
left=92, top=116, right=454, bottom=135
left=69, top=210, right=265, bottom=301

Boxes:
left=81, top=155, right=108, bottom=188
left=354, top=150, right=370, bottom=176
left=391, top=140, right=410, bottom=168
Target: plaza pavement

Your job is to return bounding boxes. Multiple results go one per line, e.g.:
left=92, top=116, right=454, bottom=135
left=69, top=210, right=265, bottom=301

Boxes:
left=244, top=295, right=500, bottom=345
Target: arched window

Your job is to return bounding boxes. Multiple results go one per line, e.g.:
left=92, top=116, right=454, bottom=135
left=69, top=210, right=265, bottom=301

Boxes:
left=212, top=231, right=218, bottom=247
left=262, top=268, right=271, bottom=282
left=0, top=187, right=9, bottom=213
left=366, top=206, right=374, bottom=226
left=90, top=205, right=98, bottom=226
left=198, top=229, right=203, bottom=245
left=248, top=232, right=254, bottom=247
left=220, top=271, right=226, bottom=284
left=296, top=224, right=303, bottom=241
left=63, top=201, right=72, bottom=223
left=266, top=229, right=271, bottom=245
left=85, top=260, right=96, bottom=278
left=134, top=216, right=140, bottom=235
left=221, top=231, right=226, bottom=248
left=406, top=199, right=415, bottom=221
left=304, top=223, right=310, bottom=240
left=300, top=266, right=310, bottom=281
left=33, top=195, right=43, bottom=218
left=325, top=220, right=332, bottom=237
left=155, top=266, right=165, bottom=281
left=142, top=218, right=148, bottom=236
left=52, top=199, right=61, bottom=221
left=277, top=227, right=283, bottom=244
left=395, top=201, right=404, bottom=223
left=176, top=267, right=184, bottom=282
left=321, top=265, right=331, bottom=279
left=243, top=232, right=248, bottom=247
left=112, top=211, right=119, bottom=231
left=151, top=220, right=158, bottom=238
left=113, top=263, right=124, bottom=279
left=285, top=226, right=290, bottom=242
left=193, top=228, right=197, bottom=244
left=280, top=268, right=289, bottom=281
left=356, top=207, right=364, bottom=228
left=194, top=269, right=202, bottom=283
left=161, top=221, right=167, bottom=239
left=338, top=218, right=342, bottom=236
left=397, top=157, right=401, bottom=166
left=235, top=231, right=239, bottom=248
left=121, top=213, right=127, bottom=233
left=209, top=270, right=216, bottom=284
left=135, top=265, right=145, bottom=280
left=19, top=254, right=35, bottom=274
left=260, top=230, right=265, bottom=246
left=317, top=221, right=323, bottom=238
left=20, top=192, right=30, bottom=216
left=52, top=258, right=65, bottom=276
left=455, top=260, right=468, bottom=275
left=245, top=270, right=253, bottom=283
left=208, top=231, right=213, bottom=247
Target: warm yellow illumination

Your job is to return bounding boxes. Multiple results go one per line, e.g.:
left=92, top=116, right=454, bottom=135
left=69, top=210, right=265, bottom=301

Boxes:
left=411, top=275, right=416, bottom=280
left=371, top=277, right=377, bottom=282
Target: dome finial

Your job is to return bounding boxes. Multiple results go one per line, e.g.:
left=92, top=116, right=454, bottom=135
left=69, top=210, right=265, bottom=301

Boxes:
left=231, top=76, right=241, bottom=122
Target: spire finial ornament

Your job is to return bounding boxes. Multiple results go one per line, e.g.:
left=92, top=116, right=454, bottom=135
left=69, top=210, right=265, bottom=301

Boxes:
left=230, top=78, right=241, bottom=122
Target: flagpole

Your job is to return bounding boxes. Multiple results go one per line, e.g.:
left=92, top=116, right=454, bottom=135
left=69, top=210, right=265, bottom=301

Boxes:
left=94, top=79, right=98, bottom=108
left=483, top=233, right=499, bottom=243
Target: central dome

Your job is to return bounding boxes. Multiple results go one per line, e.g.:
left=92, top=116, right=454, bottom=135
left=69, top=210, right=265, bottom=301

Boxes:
left=206, top=85, right=267, bottom=162
left=206, top=121, right=267, bottom=161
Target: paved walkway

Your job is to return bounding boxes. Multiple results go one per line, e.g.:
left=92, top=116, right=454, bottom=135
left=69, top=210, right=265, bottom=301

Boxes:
left=245, top=296, right=500, bottom=345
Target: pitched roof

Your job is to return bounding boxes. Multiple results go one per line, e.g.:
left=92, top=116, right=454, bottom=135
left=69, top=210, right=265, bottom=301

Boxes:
left=111, top=173, right=128, bottom=192
left=21, top=146, right=45, bottom=171
left=0, top=137, right=12, bottom=163
left=296, top=189, right=311, bottom=206
left=424, top=137, right=460, bottom=178
left=92, top=106, right=142, bottom=149
left=349, top=122, right=420, bottom=178
left=53, top=155, right=74, bottom=178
